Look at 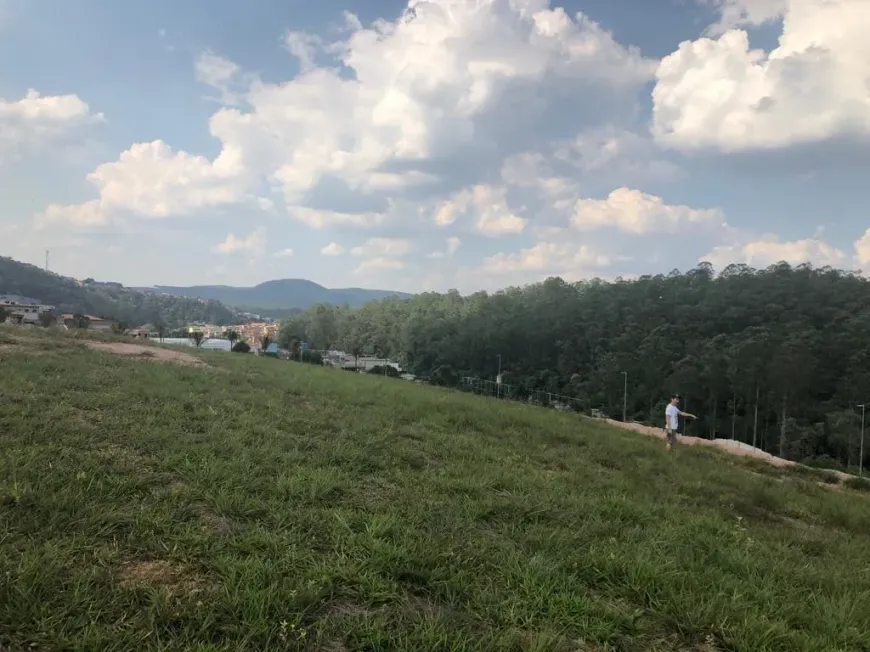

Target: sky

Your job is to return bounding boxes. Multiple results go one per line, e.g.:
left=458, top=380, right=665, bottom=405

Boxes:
left=1, top=0, right=869, bottom=293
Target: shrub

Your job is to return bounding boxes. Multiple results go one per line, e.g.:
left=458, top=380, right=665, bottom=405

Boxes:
left=790, top=464, right=840, bottom=485
left=844, top=476, right=870, bottom=493
left=802, top=455, right=848, bottom=473
left=232, top=341, right=251, bottom=353
left=368, top=365, right=400, bottom=377
left=301, top=350, right=323, bottom=365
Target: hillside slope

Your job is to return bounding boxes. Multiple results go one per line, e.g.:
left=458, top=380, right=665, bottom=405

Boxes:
left=1, top=328, right=869, bottom=651
left=279, top=263, right=870, bottom=470
left=140, top=279, right=410, bottom=313
left=0, top=256, right=236, bottom=327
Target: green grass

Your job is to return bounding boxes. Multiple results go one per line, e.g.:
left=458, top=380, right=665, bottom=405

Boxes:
left=2, top=328, right=870, bottom=651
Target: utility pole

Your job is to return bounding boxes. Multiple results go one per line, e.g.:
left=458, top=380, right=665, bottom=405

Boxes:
left=859, top=404, right=866, bottom=476
left=752, top=385, right=759, bottom=449
left=621, top=371, right=627, bottom=423
left=45, top=249, right=49, bottom=272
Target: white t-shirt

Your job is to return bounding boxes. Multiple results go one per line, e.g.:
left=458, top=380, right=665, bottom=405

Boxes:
left=665, top=404, right=680, bottom=431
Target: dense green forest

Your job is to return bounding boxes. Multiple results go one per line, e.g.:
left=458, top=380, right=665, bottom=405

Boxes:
left=279, top=262, right=870, bottom=469
left=0, top=257, right=237, bottom=328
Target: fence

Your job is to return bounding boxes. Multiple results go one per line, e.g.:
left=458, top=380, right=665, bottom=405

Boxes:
left=459, top=376, right=584, bottom=412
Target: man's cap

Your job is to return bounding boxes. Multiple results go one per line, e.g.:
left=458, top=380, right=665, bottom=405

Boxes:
left=671, top=394, right=681, bottom=400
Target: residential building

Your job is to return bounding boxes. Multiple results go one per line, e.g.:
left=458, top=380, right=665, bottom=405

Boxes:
left=129, top=325, right=154, bottom=338
left=0, top=294, right=54, bottom=324
left=59, top=313, right=117, bottom=333
left=230, top=322, right=278, bottom=347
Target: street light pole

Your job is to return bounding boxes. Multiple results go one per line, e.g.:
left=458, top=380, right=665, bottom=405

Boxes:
left=621, top=371, right=627, bottom=423
left=859, top=404, right=866, bottom=477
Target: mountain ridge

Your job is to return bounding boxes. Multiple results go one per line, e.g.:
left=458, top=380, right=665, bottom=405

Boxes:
left=136, top=279, right=411, bottom=313
left=0, top=256, right=237, bottom=327
left=1, top=255, right=408, bottom=325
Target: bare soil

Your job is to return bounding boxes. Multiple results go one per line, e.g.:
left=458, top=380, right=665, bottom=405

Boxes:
left=85, top=341, right=204, bottom=366
left=604, top=419, right=857, bottom=482
left=116, top=559, right=209, bottom=596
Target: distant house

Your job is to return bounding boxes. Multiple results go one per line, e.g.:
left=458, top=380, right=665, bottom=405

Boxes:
left=129, top=323, right=156, bottom=338
left=0, top=294, right=54, bottom=324
left=344, top=356, right=402, bottom=373
left=59, top=313, right=117, bottom=333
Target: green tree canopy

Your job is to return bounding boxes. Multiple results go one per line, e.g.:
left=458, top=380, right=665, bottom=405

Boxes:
left=278, top=263, right=870, bottom=468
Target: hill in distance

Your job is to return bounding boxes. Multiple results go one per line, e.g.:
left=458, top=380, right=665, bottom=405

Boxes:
left=137, top=279, right=411, bottom=316
left=0, top=256, right=236, bottom=328
left=2, top=327, right=869, bottom=650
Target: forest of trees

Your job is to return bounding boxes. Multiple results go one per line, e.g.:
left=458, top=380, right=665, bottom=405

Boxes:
left=278, top=262, right=870, bottom=470
left=1, top=257, right=237, bottom=328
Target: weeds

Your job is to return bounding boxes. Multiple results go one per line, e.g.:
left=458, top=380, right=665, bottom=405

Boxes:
left=0, top=328, right=869, bottom=651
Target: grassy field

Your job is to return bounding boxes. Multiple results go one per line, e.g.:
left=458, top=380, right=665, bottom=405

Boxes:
left=1, top=327, right=869, bottom=652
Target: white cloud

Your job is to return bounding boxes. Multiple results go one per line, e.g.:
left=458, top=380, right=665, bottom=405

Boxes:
left=36, top=140, right=258, bottom=226
left=320, top=242, right=345, bottom=256
left=481, top=241, right=613, bottom=275
left=348, top=237, right=413, bottom=277
left=572, top=187, right=724, bottom=234
left=653, top=0, right=870, bottom=151
left=273, top=247, right=294, bottom=258
left=446, top=236, right=461, bottom=255
left=853, top=229, right=870, bottom=268
left=499, top=153, right=578, bottom=212
left=350, top=237, right=412, bottom=257
left=554, top=126, right=682, bottom=181
left=212, top=226, right=266, bottom=256
left=355, top=257, right=405, bottom=274
left=0, top=89, right=103, bottom=161
left=35, top=200, right=108, bottom=228
left=704, top=0, right=788, bottom=35
left=26, top=0, right=664, bottom=276
left=284, top=31, right=323, bottom=72
left=204, top=0, right=655, bottom=206
left=702, top=235, right=847, bottom=269
left=432, top=190, right=471, bottom=227
left=18, top=1, right=719, bottom=292
left=289, top=206, right=385, bottom=229
left=470, top=185, right=528, bottom=236
left=195, top=51, right=244, bottom=105
left=427, top=236, right=462, bottom=259
left=92, top=141, right=249, bottom=217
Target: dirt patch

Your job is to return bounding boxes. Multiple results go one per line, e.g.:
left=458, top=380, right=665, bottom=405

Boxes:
left=200, top=511, right=235, bottom=536
left=604, top=419, right=868, bottom=486
left=317, top=642, right=350, bottom=652
left=117, top=559, right=208, bottom=595
left=94, top=443, right=148, bottom=467
left=606, top=420, right=814, bottom=470
left=86, top=341, right=204, bottom=366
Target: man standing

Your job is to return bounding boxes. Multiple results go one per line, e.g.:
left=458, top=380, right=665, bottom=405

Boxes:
left=665, top=394, right=695, bottom=452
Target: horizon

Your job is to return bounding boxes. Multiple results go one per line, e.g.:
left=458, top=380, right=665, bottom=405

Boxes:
left=2, top=0, right=868, bottom=294
left=7, top=252, right=867, bottom=308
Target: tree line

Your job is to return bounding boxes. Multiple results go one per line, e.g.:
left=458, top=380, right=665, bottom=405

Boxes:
left=278, top=262, right=870, bottom=470
left=1, top=257, right=237, bottom=328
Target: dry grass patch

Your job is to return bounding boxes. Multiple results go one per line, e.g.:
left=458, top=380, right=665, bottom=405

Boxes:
left=117, top=559, right=209, bottom=596
left=85, top=341, right=204, bottom=366
left=93, top=443, right=150, bottom=469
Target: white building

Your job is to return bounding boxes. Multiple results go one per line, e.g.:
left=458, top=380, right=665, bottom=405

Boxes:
left=0, top=294, right=54, bottom=324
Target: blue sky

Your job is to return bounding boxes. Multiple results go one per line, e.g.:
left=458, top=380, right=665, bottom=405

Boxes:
left=1, top=0, right=868, bottom=292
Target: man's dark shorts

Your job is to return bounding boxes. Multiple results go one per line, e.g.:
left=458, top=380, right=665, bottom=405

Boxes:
left=666, top=428, right=678, bottom=446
